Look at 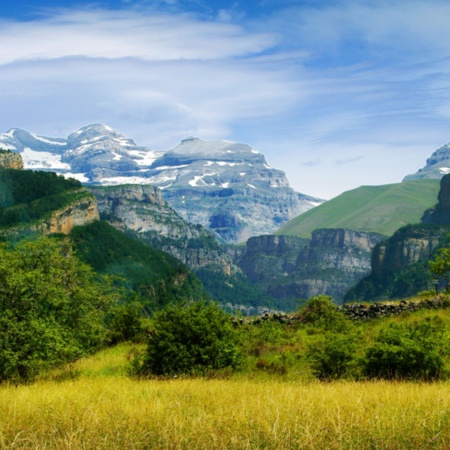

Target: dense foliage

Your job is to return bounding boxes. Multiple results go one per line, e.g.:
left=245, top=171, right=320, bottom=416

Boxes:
left=136, top=301, right=242, bottom=376
left=195, top=267, right=283, bottom=310
left=0, top=237, right=118, bottom=382
left=71, top=221, right=209, bottom=312
left=363, top=319, right=446, bottom=380
left=0, top=168, right=82, bottom=228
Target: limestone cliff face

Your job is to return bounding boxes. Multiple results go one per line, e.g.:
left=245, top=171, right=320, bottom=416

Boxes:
left=0, top=150, right=23, bottom=169
left=347, top=224, right=450, bottom=301
left=39, top=193, right=99, bottom=235
left=237, top=229, right=384, bottom=303
left=89, top=184, right=237, bottom=274
left=370, top=227, right=444, bottom=278
left=89, top=185, right=206, bottom=241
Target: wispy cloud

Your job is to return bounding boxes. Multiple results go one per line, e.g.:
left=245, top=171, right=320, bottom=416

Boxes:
left=0, top=8, right=276, bottom=64
left=0, top=0, right=449, bottom=199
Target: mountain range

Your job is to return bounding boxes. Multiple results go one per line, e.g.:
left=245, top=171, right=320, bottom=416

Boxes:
left=0, top=124, right=321, bottom=243
left=2, top=126, right=450, bottom=310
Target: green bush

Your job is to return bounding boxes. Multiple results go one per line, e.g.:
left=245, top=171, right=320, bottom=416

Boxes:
left=307, top=332, right=357, bottom=380
left=363, top=319, right=446, bottom=380
left=135, top=301, right=242, bottom=376
left=107, top=301, right=147, bottom=344
left=297, top=295, right=349, bottom=331
left=0, top=237, right=117, bottom=382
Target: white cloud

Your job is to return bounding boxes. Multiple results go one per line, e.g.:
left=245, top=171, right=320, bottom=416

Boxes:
left=0, top=8, right=276, bottom=65
left=0, top=1, right=450, bottom=199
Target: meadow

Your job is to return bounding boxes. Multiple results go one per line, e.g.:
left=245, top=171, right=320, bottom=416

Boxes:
left=2, top=302, right=450, bottom=449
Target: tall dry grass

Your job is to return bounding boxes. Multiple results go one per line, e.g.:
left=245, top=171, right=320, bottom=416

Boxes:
left=1, top=376, right=450, bottom=449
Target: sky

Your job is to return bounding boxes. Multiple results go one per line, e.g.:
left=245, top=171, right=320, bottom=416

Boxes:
left=1, top=0, right=450, bottom=199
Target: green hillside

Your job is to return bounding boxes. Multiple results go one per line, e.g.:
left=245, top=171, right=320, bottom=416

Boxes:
left=0, top=167, right=83, bottom=230
left=70, top=221, right=210, bottom=312
left=277, top=180, right=441, bottom=238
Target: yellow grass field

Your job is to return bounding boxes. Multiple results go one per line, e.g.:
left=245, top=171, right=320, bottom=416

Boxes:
left=0, top=345, right=449, bottom=449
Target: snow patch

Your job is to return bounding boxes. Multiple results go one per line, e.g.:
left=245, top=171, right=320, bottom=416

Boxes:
left=154, top=164, right=189, bottom=171
left=22, top=147, right=70, bottom=170
left=221, top=182, right=230, bottom=188
left=188, top=172, right=217, bottom=187
left=128, top=149, right=159, bottom=166
left=102, top=176, right=156, bottom=186
left=247, top=184, right=256, bottom=189
left=216, top=161, right=244, bottom=167
left=0, top=143, right=16, bottom=150
left=251, top=149, right=259, bottom=154
left=439, top=167, right=450, bottom=174
left=63, top=172, right=89, bottom=183
left=189, top=175, right=206, bottom=187
left=4, top=130, right=16, bottom=138
left=113, top=153, right=123, bottom=161
left=239, top=172, right=246, bottom=176
left=31, top=133, right=66, bottom=146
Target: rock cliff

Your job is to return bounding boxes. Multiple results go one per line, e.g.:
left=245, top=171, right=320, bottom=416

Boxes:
left=89, top=184, right=236, bottom=273
left=39, top=192, right=99, bottom=235
left=0, top=149, right=23, bottom=169
left=346, top=224, right=450, bottom=301
left=237, top=229, right=384, bottom=305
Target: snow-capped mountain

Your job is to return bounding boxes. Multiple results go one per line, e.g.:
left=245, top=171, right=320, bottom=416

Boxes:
left=404, top=142, right=450, bottom=181
left=0, top=124, right=162, bottom=183
left=0, top=124, right=322, bottom=243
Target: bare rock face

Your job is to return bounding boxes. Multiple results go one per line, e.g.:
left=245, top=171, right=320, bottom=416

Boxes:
left=88, top=184, right=236, bottom=273
left=39, top=193, right=99, bottom=235
left=237, top=229, right=384, bottom=304
left=89, top=184, right=208, bottom=241
left=0, top=150, right=23, bottom=170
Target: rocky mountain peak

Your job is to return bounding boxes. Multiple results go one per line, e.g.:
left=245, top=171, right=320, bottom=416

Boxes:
left=67, top=124, right=137, bottom=151
left=0, top=124, right=322, bottom=243
left=404, top=141, right=450, bottom=181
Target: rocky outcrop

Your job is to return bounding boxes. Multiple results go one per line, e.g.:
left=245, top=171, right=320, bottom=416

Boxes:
left=422, top=174, right=450, bottom=224
left=0, top=150, right=23, bottom=169
left=370, top=226, right=444, bottom=278
left=346, top=224, right=450, bottom=301
left=404, top=142, right=450, bottom=181
left=89, top=184, right=203, bottom=240
left=39, top=192, right=99, bottom=235
left=89, top=184, right=237, bottom=273
left=237, top=229, right=384, bottom=305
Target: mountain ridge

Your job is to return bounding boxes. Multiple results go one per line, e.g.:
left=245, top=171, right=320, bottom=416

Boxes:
left=0, top=124, right=322, bottom=243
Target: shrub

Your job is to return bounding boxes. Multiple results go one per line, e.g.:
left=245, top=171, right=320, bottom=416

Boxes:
left=107, top=301, right=147, bottom=344
left=135, top=301, right=242, bottom=376
left=307, top=332, right=357, bottom=380
left=297, top=295, right=349, bottom=331
left=363, top=319, right=446, bottom=380
left=0, top=237, right=117, bottom=382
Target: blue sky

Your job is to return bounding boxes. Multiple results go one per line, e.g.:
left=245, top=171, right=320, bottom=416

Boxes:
left=1, top=0, right=450, bottom=198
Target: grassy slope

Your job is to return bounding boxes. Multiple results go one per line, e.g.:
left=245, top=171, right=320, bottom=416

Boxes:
left=277, top=179, right=441, bottom=238
left=2, top=305, right=450, bottom=448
